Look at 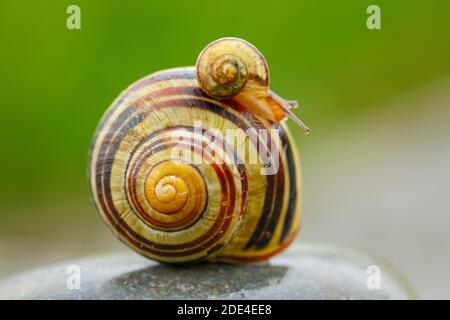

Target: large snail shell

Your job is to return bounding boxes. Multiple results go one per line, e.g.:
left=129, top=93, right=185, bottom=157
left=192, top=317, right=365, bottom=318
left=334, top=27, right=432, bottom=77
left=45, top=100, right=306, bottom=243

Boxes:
left=88, top=68, right=302, bottom=263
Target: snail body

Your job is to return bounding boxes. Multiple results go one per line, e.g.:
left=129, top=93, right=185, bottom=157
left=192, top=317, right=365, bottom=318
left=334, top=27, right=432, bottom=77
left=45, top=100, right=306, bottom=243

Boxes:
left=88, top=38, right=306, bottom=263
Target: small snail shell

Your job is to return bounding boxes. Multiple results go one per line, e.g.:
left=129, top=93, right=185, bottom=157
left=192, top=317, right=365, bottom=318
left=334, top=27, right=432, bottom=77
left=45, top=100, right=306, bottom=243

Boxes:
left=196, top=37, right=269, bottom=100
left=88, top=38, right=304, bottom=263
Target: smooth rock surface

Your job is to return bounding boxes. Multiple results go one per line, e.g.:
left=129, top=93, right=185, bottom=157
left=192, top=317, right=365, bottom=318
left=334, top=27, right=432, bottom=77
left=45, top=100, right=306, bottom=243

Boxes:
left=0, top=243, right=415, bottom=299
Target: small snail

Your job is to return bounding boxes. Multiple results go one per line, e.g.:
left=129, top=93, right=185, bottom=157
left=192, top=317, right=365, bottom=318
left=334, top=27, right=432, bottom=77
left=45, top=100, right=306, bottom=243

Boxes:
left=196, top=38, right=310, bottom=133
left=88, top=37, right=309, bottom=263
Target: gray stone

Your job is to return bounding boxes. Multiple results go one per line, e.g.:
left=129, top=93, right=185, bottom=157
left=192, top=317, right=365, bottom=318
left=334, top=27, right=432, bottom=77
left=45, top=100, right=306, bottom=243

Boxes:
left=0, top=243, right=415, bottom=299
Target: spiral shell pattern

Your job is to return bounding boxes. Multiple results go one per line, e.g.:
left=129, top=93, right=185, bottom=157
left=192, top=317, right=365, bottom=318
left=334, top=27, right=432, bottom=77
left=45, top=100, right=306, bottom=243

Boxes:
left=89, top=68, right=301, bottom=263
left=196, top=37, right=269, bottom=100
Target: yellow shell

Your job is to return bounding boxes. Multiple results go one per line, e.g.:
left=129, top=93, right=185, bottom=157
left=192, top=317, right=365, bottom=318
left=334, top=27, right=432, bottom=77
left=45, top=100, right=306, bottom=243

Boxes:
left=196, top=37, right=269, bottom=100
left=88, top=40, right=303, bottom=264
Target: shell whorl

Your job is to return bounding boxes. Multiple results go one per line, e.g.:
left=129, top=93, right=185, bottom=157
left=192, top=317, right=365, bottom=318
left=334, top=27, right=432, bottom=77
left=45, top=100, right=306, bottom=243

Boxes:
left=196, top=37, right=269, bottom=100
left=89, top=68, right=301, bottom=263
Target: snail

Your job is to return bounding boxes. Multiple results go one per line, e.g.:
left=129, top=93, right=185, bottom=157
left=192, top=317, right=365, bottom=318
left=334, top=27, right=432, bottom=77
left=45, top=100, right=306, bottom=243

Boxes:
left=88, top=37, right=309, bottom=263
left=196, top=38, right=310, bottom=133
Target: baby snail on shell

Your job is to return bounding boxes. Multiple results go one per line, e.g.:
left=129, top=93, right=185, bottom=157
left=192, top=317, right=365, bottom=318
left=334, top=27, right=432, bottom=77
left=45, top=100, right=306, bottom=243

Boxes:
left=88, top=37, right=309, bottom=264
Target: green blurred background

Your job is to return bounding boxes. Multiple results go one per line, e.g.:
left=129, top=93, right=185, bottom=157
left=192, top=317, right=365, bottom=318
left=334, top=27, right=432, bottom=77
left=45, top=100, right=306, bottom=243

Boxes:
left=0, top=0, right=449, bottom=298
